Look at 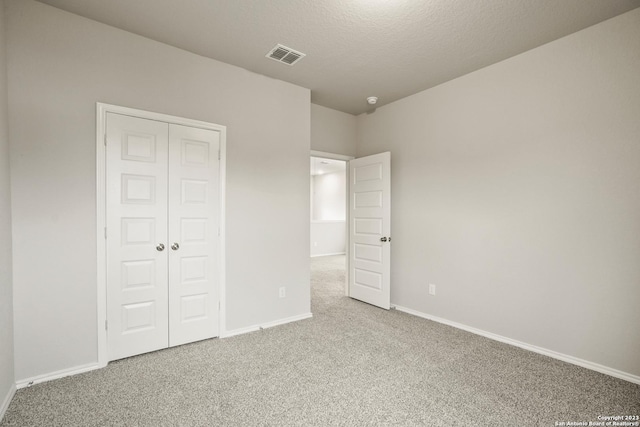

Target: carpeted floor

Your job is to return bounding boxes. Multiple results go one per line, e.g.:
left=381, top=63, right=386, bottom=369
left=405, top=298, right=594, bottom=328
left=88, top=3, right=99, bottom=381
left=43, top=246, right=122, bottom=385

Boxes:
left=2, top=255, right=639, bottom=426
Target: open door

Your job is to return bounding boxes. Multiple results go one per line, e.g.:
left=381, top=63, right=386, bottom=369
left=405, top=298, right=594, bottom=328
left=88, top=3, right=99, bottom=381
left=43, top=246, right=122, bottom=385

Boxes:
left=349, top=152, right=391, bottom=309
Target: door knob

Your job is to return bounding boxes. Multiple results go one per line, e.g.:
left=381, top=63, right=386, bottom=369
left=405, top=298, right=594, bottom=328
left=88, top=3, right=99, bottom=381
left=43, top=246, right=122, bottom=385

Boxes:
left=156, top=243, right=165, bottom=251
left=171, top=243, right=180, bottom=251
left=380, top=237, right=388, bottom=242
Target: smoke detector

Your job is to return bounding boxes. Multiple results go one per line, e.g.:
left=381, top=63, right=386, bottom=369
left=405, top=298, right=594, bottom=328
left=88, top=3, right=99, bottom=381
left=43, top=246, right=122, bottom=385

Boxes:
left=266, top=44, right=306, bottom=66
left=367, top=96, right=378, bottom=105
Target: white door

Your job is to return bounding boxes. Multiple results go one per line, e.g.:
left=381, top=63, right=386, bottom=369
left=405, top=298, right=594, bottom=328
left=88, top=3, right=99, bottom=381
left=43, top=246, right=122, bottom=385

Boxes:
left=106, top=113, right=170, bottom=360
left=106, top=113, right=220, bottom=360
left=349, top=152, right=391, bottom=309
left=168, top=124, right=220, bottom=346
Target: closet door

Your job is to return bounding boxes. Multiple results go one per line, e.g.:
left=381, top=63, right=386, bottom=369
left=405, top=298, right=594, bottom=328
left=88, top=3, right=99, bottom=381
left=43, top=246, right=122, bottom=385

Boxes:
left=167, top=124, right=220, bottom=346
left=106, top=113, right=170, bottom=360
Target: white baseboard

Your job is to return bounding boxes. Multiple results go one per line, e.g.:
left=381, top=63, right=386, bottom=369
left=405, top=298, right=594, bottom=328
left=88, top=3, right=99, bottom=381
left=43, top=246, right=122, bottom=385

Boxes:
left=310, top=252, right=346, bottom=258
left=222, top=312, right=313, bottom=338
left=16, top=362, right=101, bottom=389
left=393, top=305, right=640, bottom=385
left=0, top=383, right=16, bottom=421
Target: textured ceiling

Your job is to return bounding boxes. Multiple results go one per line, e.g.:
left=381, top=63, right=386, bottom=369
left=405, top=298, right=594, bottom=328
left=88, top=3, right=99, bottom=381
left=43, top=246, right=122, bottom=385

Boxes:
left=34, top=0, right=640, bottom=115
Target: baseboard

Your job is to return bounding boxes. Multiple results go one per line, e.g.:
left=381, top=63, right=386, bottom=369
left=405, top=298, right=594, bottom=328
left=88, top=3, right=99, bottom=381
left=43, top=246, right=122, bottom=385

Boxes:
left=310, top=252, right=346, bottom=258
left=393, top=305, right=640, bottom=385
left=222, top=312, right=313, bottom=338
left=16, top=362, right=101, bottom=389
left=0, top=383, right=16, bottom=421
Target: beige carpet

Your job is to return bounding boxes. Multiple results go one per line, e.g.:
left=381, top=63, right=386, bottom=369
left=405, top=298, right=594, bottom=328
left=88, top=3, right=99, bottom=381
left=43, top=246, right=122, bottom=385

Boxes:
left=2, top=255, right=638, bottom=426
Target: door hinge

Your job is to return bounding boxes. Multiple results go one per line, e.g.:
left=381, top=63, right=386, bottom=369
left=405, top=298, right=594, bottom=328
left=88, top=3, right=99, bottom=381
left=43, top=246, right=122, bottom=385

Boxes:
left=218, top=150, right=221, bottom=160
left=218, top=227, right=220, bottom=237
left=104, top=227, right=107, bottom=239
left=104, top=134, right=107, bottom=146
left=105, top=320, right=108, bottom=331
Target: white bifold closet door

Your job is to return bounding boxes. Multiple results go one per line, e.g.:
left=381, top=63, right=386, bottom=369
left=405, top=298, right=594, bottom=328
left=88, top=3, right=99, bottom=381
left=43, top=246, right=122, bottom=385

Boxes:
left=106, top=113, right=220, bottom=361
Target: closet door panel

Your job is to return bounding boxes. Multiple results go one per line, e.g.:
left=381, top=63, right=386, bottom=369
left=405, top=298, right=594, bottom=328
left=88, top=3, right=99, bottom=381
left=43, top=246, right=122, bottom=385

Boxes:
left=106, top=113, right=170, bottom=360
left=167, top=124, right=220, bottom=346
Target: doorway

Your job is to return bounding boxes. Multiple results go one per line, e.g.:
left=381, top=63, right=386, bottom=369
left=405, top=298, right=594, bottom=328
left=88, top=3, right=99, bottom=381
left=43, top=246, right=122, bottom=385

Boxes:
left=309, top=151, right=352, bottom=297
left=310, top=150, right=392, bottom=310
left=310, top=156, right=347, bottom=257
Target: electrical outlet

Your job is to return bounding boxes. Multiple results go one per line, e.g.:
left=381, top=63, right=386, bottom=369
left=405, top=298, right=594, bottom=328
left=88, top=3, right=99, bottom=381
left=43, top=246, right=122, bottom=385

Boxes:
left=279, top=287, right=286, bottom=298
left=429, top=284, right=436, bottom=296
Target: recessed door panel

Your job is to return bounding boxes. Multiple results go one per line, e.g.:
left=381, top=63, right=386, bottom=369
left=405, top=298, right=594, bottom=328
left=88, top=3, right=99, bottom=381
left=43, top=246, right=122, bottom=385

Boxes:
left=354, top=218, right=382, bottom=235
left=122, top=301, right=156, bottom=332
left=181, top=218, right=207, bottom=243
left=121, top=218, right=155, bottom=245
left=121, top=133, right=157, bottom=162
left=122, top=260, right=155, bottom=290
left=354, top=191, right=383, bottom=208
left=181, top=256, right=208, bottom=284
left=354, top=269, right=382, bottom=290
left=181, top=180, right=208, bottom=204
left=182, top=140, right=210, bottom=167
left=181, top=294, right=208, bottom=322
left=121, top=174, right=156, bottom=204
left=354, top=243, right=382, bottom=263
left=354, top=163, right=382, bottom=183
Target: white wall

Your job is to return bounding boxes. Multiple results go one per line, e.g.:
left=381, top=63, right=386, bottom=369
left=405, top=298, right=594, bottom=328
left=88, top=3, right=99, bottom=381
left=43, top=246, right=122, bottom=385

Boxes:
left=312, top=171, right=346, bottom=221
left=311, top=171, right=346, bottom=256
left=311, top=104, right=357, bottom=157
left=310, top=222, right=346, bottom=257
left=0, top=0, right=15, bottom=417
left=357, top=9, right=640, bottom=378
left=7, top=0, right=310, bottom=382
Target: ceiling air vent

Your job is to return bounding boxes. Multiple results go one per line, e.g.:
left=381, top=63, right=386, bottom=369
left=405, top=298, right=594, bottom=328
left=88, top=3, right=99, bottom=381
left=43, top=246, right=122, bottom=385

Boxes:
left=266, top=44, right=306, bottom=66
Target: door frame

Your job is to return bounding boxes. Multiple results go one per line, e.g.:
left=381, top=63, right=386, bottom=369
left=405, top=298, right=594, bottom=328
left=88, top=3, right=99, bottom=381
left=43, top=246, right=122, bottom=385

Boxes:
left=310, top=150, right=353, bottom=296
left=96, top=103, right=227, bottom=367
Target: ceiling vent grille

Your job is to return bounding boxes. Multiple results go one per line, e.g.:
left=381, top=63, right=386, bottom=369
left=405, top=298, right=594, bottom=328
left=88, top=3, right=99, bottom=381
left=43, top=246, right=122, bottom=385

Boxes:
left=266, top=44, right=306, bottom=66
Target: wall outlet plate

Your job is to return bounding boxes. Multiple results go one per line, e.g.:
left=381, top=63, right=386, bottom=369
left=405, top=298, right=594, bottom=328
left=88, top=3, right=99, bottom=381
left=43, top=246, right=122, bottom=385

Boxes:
left=429, top=284, right=436, bottom=296
left=279, top=287, right=286, bottom=298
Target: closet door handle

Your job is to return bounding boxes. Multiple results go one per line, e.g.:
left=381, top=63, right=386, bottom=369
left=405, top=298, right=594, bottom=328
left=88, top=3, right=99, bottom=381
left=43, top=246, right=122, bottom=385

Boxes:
left=171, top=243, right=180, bottom=251
left=156, top=243, right=165, bottom=252
left=380, top=237, right=388, bottom=242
